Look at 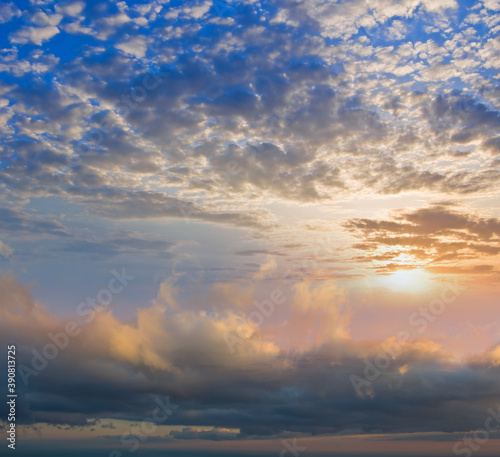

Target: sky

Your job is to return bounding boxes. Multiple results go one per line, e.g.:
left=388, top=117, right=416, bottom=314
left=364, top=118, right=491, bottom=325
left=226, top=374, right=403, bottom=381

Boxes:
left=0, top=0, right=500, bottom=456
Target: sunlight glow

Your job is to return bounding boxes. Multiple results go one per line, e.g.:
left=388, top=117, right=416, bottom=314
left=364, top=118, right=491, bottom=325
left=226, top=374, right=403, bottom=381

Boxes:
left=377, top=269, right=433, bottom=293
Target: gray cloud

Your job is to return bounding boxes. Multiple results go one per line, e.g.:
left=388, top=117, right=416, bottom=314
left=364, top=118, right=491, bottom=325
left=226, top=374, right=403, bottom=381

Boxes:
left=1, top=274, right=500, bottom=438
left=0, top=206, right=70, bottom=237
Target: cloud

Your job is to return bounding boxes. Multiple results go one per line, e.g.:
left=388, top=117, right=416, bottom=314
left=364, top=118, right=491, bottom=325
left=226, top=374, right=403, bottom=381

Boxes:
left=0, top=0, right=498, bottom=225
left=0, top=207, right=70, bottom=237
left=10, top=26, right=60, bottom=45
left=78, top=189, right=277, bottom=230
left=344, top=203, right=500, bottom=273
left=281, top=0, right=457, bottom=39
left=1, top=273, right=500, bottom=438
left=167, top=427, right=239, bottom=441
left=0, top=2, right=21, bottom=23
left=29, top=12, right=63, bottom=27
left=60, top=233, right=176, bottom=259
left=483, top=0, right=500, bottom=11
left=55, top=1, right=86, bottom=17
left=0, top=2, right=497, bottom=451
left=115, top=35, right=148, bottom=58
left=234, top=249, right=286, bottom=256
left=0, top=240, right=13, bottom=258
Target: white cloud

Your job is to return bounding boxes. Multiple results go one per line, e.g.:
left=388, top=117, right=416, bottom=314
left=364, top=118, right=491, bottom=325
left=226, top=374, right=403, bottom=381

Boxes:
left=134, top=16, right=149, bottom=26
left=291, top=0, right=458, bottom=39
left=30, top=11, right=63, bottom=27
left=477, top=37, right=500, bottom=69
left=483, top=0, right=500, bottom=11
left=421, top=0, right=457, bottom=13
left=56, top=1, right=86, bottom=17
left=115, top=35, right=148, bottom=58
left=64, top=21, right=96, bottom=36
left=104, top=12, right=131, bottom=26
left=0, top=241, right=13, bottom=258
left=386, top=20, right=407, bottom=41
left=10, top=26, right=60, bottom=46
left=0, top=2, right=21, bottom=24
left=184, top=1, right=211, bottom=19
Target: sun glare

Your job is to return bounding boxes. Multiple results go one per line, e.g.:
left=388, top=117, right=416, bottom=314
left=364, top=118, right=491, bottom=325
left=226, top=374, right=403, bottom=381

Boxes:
left=378, top=269, right=433, bottom=293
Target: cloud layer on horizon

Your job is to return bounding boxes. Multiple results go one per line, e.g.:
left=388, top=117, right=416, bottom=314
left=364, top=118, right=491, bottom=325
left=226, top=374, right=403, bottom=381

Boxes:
left=1, top=273, right=499, bottom=439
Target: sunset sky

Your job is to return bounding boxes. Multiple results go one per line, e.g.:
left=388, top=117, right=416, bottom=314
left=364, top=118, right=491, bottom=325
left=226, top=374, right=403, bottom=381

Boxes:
left=0, top=0, right=500, bottom=456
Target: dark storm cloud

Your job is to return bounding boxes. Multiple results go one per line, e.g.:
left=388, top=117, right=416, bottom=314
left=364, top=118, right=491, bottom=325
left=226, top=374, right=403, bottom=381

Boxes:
left=8, top=330, right=500, bottom=437
left=2, top=274, right=500, bottom=438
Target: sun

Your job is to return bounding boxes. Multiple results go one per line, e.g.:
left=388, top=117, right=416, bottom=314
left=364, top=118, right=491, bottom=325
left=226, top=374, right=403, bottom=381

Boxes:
left=378, top=269, right=433, bottom=292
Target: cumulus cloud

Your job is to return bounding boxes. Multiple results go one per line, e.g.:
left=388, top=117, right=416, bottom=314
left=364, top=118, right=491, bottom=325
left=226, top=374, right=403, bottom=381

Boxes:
left=282, top=0, right=457, bottom=39
left=55, top=1, right=86, bottom=17
left=1, top=274, right=500, bottom=438
left=10, top=26, right=60, bottom=45
left=115, top=35, right=148, bottom=58
left=0, top=2, right=21, bottom=23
